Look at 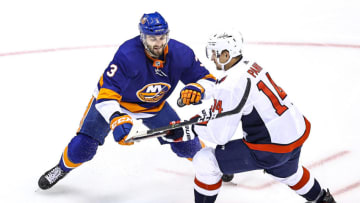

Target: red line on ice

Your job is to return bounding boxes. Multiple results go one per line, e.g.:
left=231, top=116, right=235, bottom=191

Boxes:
left=247, top=41, right=360, bottom=49
left=0, top=44, right=118, bottom=57
left=333, top=181, right=360, bottom=196
left=156, top=168, right=193, bottom=177
left=306, top=150, right=350, bottom=169
left=1, top=41, right=360, bottom=57
left=231, top=150, right=350, bottom=190
left=157, top=150, right=350, bottom=191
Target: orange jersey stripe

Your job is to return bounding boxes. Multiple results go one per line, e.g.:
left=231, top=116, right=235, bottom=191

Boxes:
left=77, top=97, right=95, bottom=133
left=194, top=177, right=222, bottom=191
left=120, top=100, right=166, bottom=113
left=63, top=146, right=82, bottom=168
left=243, top=117, right=311, bottom=153
left=202, top=74, right=217, bottom=81
left=97, top=88, right=122, bottom=103
left=99, top=75, right=104, bottom=87
left=290, top=167, right=310, bottom=190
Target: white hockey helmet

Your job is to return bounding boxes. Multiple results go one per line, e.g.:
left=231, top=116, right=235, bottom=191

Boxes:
left=206, top=30, right=243, bottom=70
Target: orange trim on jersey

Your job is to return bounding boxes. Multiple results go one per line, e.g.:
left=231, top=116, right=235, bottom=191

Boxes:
left=242, top=117, right=311, bottom=153
left=120, top=100, right=166, bottom=113
left=63, top=146, right=82, bottom=168
left=145, top=45, right=168, bottom=68
left=164, top=45, right=168, bottom=57
left=77, top=97, right=95, bottom=133
left=200, top=140, right=206, bottom=148
left=194, top=177, right=222, bottom=191
left=99, top=75, right=104, bottom=87
left=97, top=88, right=122, bottom=103
left=202, top=74, right=217, bottom=81
left=290, top=167, right=310, bottom=190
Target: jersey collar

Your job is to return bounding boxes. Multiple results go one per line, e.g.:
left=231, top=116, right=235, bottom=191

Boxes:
left=145, top=45, right=169, bottom=69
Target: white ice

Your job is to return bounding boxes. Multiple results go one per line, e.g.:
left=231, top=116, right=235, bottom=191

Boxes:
left=1, top=0, right=360, bottom=202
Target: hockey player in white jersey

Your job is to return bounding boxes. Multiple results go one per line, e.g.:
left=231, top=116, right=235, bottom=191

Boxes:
left=170, top=31, right=336, bottom=203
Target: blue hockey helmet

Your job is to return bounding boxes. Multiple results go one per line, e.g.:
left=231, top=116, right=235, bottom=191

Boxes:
left=139, top=12, right=170, bottom=58
left=139, top=12, right=169, bottom=35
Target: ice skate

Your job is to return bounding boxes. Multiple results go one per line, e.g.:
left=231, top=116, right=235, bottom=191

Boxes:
left=306, top=189, right=336, bottom=203
left=38, top=165, right=68, bottom=190
left=221, top=174, right=234, bottom=182
left=317, top=189, right=336, bottom=203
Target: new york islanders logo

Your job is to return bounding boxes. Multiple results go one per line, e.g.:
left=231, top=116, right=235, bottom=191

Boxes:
left=136, top=83, right=171, bottom=103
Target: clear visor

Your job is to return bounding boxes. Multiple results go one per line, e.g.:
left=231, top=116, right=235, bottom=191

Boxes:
left=205, top=46, right=220, bottom=60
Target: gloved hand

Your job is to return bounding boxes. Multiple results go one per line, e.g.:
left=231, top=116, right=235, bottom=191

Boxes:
left=163, top=121, right=197, bottom=142
left=110, top=112, right=134, bottom=145
left=180, top=83, right=205, bottom=105
left=196, top=108, right=217, bottom=122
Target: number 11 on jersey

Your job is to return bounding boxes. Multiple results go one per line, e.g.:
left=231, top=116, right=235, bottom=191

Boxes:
left=257, top=72, right=288, bottom=116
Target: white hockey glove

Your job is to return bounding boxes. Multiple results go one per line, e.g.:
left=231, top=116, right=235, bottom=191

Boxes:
left=163, top=121, right=197, bottom=142
left=196, top=108, right=217, bottom=123
left=162, top=108, right=217, bottom=142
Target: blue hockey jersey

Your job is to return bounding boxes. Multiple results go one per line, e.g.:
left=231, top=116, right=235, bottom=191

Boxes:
left=94, top=36, right=215, bottom=118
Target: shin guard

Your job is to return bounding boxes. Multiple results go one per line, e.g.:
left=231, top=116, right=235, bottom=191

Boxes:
left=59, top=133, right=99, bottom=172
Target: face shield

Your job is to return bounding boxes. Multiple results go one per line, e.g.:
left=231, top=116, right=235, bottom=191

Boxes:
left=205, top=45, right=220, bottom=60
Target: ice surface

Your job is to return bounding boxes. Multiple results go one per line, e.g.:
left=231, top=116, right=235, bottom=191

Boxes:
left=1, top=0, right=360, bottom=202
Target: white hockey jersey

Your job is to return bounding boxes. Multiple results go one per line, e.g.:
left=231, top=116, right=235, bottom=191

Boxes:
left=194, top=58, right=310, bottom=153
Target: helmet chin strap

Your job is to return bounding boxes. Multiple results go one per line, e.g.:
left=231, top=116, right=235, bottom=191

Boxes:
left=216, top=56, right=232, bottom=71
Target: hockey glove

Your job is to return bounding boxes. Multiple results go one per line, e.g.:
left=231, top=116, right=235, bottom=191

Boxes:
left=110, top=112, right=134, bottom=145
left=180, top=83, right=205, bottom=105
left=163, top=121, right=197, bottom=142
left=197, top=108, right=217, bottom=122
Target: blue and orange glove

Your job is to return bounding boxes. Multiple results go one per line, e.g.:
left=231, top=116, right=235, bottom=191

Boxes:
left=180, top=83, right=205, bottom=105
left=110, top=112, right=134, bottom=145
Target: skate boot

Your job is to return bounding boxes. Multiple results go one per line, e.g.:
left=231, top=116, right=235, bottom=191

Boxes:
left=318, top=189, right=336, bottom=203
left=221, top=174, right=234, bottom=182
left=306, top=189, right=336, bottom=203
left=38, top=165, right=68, bottom=190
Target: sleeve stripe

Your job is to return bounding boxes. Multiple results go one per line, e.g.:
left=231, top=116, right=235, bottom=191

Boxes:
left=97, top=88, right=122, bottom=103
left=201, top=74, right=217, bottom=82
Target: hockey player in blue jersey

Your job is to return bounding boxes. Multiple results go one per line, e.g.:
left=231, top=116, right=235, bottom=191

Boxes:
left=38, top=12, right=216, bottom=190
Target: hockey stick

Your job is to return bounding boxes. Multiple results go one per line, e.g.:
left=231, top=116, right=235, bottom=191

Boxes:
left=125, top=78, right=251, bottom=143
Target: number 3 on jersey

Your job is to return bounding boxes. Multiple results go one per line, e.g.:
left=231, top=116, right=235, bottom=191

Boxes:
left=107, top=64, right=118, bottom=77
left=257, top=73, right=288, bottom=116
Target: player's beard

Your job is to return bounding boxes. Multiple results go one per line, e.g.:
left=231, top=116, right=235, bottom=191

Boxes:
left=148, top=45, right=164, bottom=58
